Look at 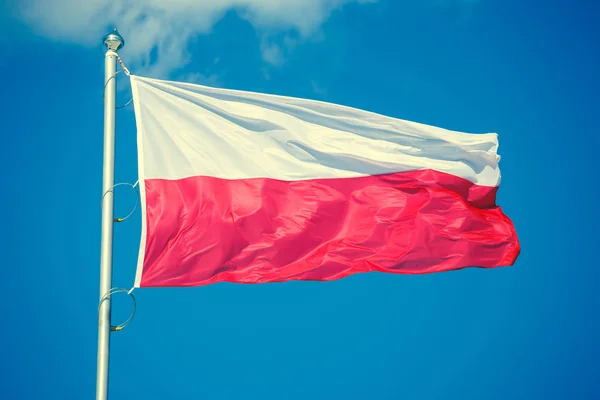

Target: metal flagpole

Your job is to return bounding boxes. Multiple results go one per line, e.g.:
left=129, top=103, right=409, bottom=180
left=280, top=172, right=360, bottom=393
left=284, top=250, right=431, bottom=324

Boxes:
left=97, top=28, right=125, bottom=400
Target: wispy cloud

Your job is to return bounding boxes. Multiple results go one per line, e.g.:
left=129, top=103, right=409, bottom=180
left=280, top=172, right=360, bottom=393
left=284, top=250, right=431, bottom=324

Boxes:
left=179, top=71, right=222, bottom=87
left=311, top=80, right=328, bottom=96
left=260, top=40, right=286, bottom=67
left=15, top=0, right=376, bottom=78
left=259, top=34, right=298, bottom=67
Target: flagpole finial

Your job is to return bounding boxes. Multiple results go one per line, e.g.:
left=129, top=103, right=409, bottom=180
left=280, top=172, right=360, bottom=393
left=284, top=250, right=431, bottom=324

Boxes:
left=103, top=28, right=125, bottom=51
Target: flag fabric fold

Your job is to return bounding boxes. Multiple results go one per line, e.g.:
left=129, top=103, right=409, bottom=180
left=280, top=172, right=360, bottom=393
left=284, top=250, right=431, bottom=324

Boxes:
left=130, top=75, right=519, bottom=288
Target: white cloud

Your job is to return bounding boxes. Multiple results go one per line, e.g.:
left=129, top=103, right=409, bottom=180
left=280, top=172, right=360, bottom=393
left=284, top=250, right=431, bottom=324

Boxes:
left=16, top=0, right=376, bottom=77
left=179, top=71, right=222, bottom=87
left=259, top=34, right=298, bottom=67
left=260, top=41, right=285, bottom=67
left=311, top=80, right=328, bottom=96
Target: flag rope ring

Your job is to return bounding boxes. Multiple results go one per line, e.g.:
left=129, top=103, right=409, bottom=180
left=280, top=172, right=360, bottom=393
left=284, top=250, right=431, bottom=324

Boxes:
left=103, top=70, right=124, bottom=96
left=98, top=288, right=137, bottom=332
left=117, top=97, right=133, bottom=109
left=104, top=69, right=133, bottom=109
left=101, top=182, right=140, bottom=223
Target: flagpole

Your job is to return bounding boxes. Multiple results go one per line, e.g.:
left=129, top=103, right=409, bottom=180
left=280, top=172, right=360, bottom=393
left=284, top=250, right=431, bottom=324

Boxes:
left=97, top=28, right=124, bottom=400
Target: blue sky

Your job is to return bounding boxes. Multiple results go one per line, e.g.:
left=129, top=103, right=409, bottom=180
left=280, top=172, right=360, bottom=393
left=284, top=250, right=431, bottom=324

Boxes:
left=1, top=0, right=599, bottom=399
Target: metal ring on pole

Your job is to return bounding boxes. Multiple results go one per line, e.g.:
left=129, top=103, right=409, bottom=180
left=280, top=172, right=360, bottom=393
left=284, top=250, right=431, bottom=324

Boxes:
left=98, top=288, right=137, bottom=332
left=103, top=70, right=124, bottom=96
left=101, top=182, right=140, bottom=223
left=104, top=69, right=133, bottom=109
left=116, top=97, right=133, bottom=109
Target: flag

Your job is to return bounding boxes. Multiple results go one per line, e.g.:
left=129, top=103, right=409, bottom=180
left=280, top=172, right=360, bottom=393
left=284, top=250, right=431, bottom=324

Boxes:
left=130, top=75, right=519, bottom=288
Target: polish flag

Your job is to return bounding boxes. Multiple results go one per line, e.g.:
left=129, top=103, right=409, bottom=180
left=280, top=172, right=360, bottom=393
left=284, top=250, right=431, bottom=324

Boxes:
left=130, top=75, right=519, bottom=288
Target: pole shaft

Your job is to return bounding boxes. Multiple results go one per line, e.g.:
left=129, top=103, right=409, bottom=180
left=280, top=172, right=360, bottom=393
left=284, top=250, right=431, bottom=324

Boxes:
left=96, top=49, right=117, bottom=400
